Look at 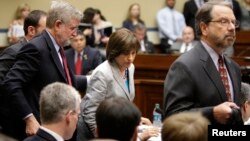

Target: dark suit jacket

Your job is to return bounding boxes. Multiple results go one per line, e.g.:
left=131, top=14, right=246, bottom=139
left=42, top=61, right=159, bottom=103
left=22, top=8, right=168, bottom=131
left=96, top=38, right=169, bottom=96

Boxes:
left=138, top=40, right=155, bottom=54
left=164, top=41, right=242, bottom=124
left=1, top=30, right=87, bottom=140
left=0, top=39, right=28, bottom=137
left=232, top=0, right=242, bottom=23
left=65, top=46, right=102, bottom=75
left=23, top=128, right=57, bottom=141
left=0, top=39, right=27, bottom=82
left=183, top=0, right=198, bottom=33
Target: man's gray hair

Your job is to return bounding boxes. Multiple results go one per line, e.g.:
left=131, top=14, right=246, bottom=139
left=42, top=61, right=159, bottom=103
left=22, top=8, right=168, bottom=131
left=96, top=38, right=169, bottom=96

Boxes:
left=46, top=0, right=83, bottom=28
left=240, top=82, right=250, bottom=106
left=39, top=82, right=81, bottom=124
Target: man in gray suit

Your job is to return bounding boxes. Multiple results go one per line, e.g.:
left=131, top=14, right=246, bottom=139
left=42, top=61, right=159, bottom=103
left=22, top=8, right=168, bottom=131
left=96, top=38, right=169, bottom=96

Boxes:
left=170, top=26, right=198, bottom=54
left=164, top=1, right=243, bottom=124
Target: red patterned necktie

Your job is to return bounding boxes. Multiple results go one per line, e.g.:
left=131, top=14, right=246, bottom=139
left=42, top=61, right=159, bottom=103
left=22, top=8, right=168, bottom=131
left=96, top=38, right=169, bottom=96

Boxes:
left=218, top=55, right=232, bottom=101
left=59, top=47, right=72, bottom=85
left=75, top=53, right=82, bottom=75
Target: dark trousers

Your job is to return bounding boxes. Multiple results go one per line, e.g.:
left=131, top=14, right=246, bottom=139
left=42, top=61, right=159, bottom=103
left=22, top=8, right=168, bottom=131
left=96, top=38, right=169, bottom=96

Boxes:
left=160, top=38, right=171, bottom=54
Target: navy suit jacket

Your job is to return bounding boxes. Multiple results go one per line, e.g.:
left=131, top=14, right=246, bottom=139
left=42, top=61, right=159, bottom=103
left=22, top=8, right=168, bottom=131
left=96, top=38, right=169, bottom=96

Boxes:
left=164, top=41, right=242, bottom=124
left=1, top=30, right=87, bottom=140
left=65, top=46, right=102, bottom=75
left=23, top=128, right=57, bottom=141
left=183, top=0, right=198, bottom=32
left=0, top=38, right=27, bottom=82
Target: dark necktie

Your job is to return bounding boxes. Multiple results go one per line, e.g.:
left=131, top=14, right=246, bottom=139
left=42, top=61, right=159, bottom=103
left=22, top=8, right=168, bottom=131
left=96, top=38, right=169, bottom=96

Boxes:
left=59, top=47, right=72, bottom=85
left=218, top=55, right=232, bottom=101
left=184, top=43, right=189, bottom=53
left=75, top=53, right=82, bottom=75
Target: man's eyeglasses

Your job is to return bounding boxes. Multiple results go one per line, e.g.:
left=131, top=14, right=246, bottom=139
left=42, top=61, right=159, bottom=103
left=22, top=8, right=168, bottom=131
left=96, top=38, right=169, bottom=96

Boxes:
left=209, top=18, right=240, bottom=28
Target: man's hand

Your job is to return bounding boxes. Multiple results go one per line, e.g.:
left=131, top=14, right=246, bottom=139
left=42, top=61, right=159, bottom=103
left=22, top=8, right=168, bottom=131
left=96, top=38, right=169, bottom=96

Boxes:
left=213, top=102, right=239, bottom=124
left=25, top=115, right=40, bottom=136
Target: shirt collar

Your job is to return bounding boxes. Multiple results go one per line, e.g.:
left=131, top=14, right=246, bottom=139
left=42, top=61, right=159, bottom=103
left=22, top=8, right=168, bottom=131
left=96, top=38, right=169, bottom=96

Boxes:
left=201, top=40, right=222, bottom=69
left=74, top=50, right=84, bottom=56
left=40, top=126, right=64, bottom=141
left=46, top=29, right=61, bottom=53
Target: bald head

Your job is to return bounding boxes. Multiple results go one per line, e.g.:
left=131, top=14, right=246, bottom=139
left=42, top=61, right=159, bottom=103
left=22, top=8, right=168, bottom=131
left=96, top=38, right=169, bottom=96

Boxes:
left=182, top=26, right=195, bottom=44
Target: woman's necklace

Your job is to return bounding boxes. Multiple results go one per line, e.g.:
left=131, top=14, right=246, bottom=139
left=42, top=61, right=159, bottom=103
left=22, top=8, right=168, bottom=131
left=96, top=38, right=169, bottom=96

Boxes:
left=121, top=68, right=128, bottom=79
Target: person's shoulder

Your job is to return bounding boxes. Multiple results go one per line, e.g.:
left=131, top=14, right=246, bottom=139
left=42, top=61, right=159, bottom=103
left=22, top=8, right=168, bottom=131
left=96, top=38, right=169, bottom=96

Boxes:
left=157, top=7, right=167, bottom=15
left=23, top=136, right=37, bottom=141
left=10, top=19, right=20, bottom=25
left=86, top=46, right=99, bottom=53
left=65, top=47, right=74, bottom=54
left=30, top=31, right=46, bottom=42
left=174, top=46, right=200, bottom=64
left=122, top=20, right=130, bottom=25
left=8, top=42, right=24, bottom=53
left=93, top=61, right=109, bottom=72
left=174, top=9, right=184, bottom=16
left=103, top=21, right=113, bottom=27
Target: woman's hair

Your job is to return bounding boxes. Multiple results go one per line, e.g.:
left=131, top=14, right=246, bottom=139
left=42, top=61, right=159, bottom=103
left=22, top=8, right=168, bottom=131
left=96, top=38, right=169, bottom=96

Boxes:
left=106, top=28, right=140, bottom=62
left=82, top=7, right=96, bottom=23
left=15, top=3, right=30, bottom=19
left=95, top=9, right=106, bottom=21
left=126, top=3, right=143, bottom=23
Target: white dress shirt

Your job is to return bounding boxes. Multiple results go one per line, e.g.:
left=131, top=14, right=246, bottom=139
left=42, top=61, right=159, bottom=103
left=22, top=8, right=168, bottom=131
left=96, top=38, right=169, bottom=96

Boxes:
left=156, top=7, right=186, bottom=41
left=179, top=43, right=194, bottom=53
left=140, top=40, right=146, bottom=52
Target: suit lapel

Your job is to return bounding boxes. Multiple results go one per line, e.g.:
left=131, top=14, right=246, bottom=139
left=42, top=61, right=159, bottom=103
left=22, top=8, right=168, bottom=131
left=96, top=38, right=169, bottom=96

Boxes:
left=82, top=47, right=89, bottom=75
left=110, top=62, right=130, bottom=100
left=198, top=43, right=228, bottom=101
left=43, top=31, right=67, bottom=82
left=224, top=56, right=239, bottom=102
left=37, top=128, right=57, bottom=141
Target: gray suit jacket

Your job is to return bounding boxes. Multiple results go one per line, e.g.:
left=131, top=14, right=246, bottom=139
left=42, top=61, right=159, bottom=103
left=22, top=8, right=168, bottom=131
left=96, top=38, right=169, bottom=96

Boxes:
left=164, top=41, right=242, bottom=124
left=80, top=60, right=135, bottom=133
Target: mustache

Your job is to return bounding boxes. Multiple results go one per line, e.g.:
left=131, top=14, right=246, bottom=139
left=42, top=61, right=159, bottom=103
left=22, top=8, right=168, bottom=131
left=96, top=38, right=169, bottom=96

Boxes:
left=225, top=33, right=235, bottom=38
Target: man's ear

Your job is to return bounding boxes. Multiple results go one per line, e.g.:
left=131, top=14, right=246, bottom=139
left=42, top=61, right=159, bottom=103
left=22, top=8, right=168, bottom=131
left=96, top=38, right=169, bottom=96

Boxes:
left=65, top=111, right=72, bottom=124
left=55, top=20, right=63, bottom=31
left=243, top=101, right=250, bottom=111
left=27, top=26, right=36, bottom=37
left=200, top=22, right=208, bottom=37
